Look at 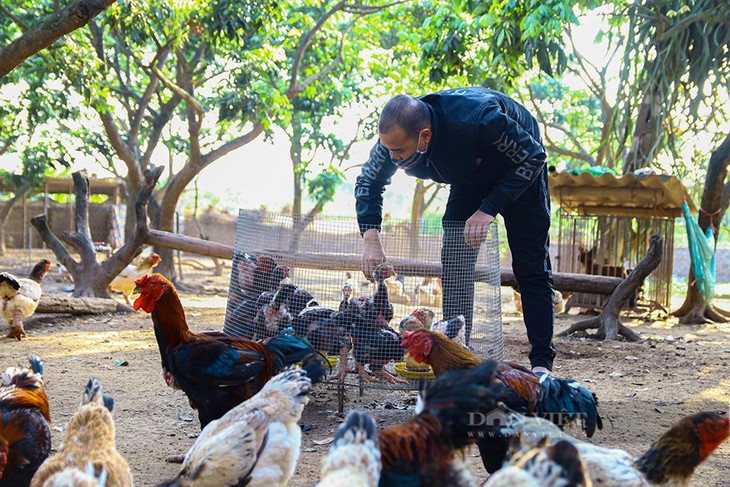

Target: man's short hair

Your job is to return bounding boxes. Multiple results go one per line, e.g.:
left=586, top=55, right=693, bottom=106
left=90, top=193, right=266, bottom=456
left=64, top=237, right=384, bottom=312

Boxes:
left=379, top=95, right=430, bottom=139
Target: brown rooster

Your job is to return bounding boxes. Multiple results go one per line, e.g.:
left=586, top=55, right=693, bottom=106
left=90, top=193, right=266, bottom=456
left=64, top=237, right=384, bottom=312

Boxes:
left=31, top=377, right=132, bottom=487
left=133, top=273, right=324, bottom=430
left=401, top=329, right=601, bottom=474
left=495, top=411, right=729, bottom=486
left=0, top=259, right=51, bottom=340
left=0, top=355, right=51, bottom=486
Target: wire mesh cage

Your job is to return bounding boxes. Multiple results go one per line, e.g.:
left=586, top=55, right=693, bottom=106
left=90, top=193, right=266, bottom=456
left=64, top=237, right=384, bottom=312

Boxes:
left=555, top=211, right=675, bottom=311
left=223, top=209, right=503, bottom=389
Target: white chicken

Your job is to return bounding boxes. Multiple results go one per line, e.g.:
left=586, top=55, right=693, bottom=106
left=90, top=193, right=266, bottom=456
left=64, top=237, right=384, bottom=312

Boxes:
left=484, top=437, right=591, bottom=487
left=0, top=259, right=51, bottom=340
left=109, top=253, right=161, bottom=304
left=513, top=289, right=572, bottom=316
left=158, top=368, right=312, bottom=487
left=317, top=410, right=381, bottom=487
left=494, top=411, right=729, bottom=487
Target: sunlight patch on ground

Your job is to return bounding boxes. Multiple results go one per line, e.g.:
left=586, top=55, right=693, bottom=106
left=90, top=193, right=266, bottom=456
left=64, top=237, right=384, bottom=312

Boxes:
left=698, top=379, right=730, bottom=405
left=29, top=330, right=157, bottom=359
left=179, top=295, right=228, bottom=309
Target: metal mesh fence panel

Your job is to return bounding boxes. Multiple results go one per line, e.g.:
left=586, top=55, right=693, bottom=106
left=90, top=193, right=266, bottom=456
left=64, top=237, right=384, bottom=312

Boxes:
left=223, top=209, right=502, bottom=388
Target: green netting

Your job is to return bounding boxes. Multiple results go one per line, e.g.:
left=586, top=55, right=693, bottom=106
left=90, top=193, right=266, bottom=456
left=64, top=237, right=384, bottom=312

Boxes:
left=682, top=201, right=716, bottom=304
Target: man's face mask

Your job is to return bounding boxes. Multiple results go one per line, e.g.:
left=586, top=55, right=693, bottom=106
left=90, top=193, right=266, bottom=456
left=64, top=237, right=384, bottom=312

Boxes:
left=393, top=130, right=427, bottom=171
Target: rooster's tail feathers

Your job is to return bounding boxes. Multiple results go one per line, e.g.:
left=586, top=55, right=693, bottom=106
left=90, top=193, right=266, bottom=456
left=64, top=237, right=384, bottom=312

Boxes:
left=537, top=375, right=602, bottom=437
left=263, top=367, right=313, bottom=399
left=83, top=377, right=115, bottom=412
left=336, top=410, right=378, bottom=446
left=264, top=328, right=320, bottom=373
left=421, top=361, right=508, bottom=446
left=300, top=354, right=325, bottom=385
left=0, top=272, right=20, bottom=292
left=28, top=355, right=44, bottom=376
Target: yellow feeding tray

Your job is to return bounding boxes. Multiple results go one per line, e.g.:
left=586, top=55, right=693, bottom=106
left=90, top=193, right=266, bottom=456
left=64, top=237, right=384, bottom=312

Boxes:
left=320, top=355, right=340, bottom=368
left=395, top=361, right=435, bottom=381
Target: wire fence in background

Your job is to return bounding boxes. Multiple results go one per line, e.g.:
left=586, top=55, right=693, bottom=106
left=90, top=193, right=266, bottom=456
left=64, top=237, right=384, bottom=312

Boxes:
left=222, top=209, right=503, bottom=388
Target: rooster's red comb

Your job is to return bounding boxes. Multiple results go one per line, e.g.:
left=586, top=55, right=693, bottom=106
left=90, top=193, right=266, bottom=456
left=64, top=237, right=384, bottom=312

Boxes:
left=134, top=274, right=153, bottom=286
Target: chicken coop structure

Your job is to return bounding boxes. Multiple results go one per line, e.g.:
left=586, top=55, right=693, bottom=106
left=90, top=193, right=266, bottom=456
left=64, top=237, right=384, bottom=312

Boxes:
left=0, top=176, right=125, bottom=251
left=223, top=209, right=503, bottom=395
left=549, top=171, right=694, bottom=312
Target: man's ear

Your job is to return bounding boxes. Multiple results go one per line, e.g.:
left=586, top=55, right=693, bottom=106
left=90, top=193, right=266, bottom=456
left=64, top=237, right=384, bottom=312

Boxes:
left=421, top=128, right=433, bottom=146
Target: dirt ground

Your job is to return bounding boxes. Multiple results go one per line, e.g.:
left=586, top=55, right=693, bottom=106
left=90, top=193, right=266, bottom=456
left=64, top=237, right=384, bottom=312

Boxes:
left=1, top=254, right=729, bottom=486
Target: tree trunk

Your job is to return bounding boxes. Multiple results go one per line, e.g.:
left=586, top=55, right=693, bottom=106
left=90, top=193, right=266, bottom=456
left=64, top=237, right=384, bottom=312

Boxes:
left=409, top=181, right=427, bottom=256
left=673, top=131, right=730, bottom=323
left=31, top=166, right=163, bottom=298
left=289, top=116, right=306, bottom=252
left=409, top=180, right=444, bottom=256
left=558, top=234, right=663, bottom=341
left=622, top=78, right=663, bottom=174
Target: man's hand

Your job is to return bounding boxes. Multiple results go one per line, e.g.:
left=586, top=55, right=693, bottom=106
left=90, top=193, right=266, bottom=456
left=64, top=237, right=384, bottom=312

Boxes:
left=464, top=210, right=495, bottom=248
left=362, top=228, right=386, bottom=282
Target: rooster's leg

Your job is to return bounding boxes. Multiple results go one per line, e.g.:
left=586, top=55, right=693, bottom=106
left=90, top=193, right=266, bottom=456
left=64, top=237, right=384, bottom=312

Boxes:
left=355, top=361, right=376, bottom=383
left=7, top=310, right=26, bottom=341
left=338, top=347, right=350, bottom=381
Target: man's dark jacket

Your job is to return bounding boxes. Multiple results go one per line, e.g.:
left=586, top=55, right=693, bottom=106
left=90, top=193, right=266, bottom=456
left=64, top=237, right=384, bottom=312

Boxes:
left=355, top=87, right=547, bottom=232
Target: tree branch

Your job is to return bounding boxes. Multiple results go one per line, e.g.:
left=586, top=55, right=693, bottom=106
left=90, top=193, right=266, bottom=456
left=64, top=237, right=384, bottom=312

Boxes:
left=201, top=123, right=266, bottom=169
left=0, top=4, right=30, bottom=30
left=148, top=63, right=203, bottom=121
left=101, top=166, right=163, bottom=277
left=0, top=0, right=116, bottom=79
left=30, top=215, right=78, bottom=273
left=288, top=1, right=346, bottom=95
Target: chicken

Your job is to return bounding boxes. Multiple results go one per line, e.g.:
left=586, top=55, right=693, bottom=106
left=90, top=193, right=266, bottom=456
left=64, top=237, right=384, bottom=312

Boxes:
left=484, top=437, right=592, bottom=487
left=343, top=272, right=360, bottom=300
left=345, top=263, right=396, bottom=328
left=109, top=253, right=161, bottom=305
left=384, top=275, right=411, bottom=305
left=0, top=355, right=51, bottom=485
left=158, top=368, right=313, bottom=487
left=291, top=307, right=353, bottom=381
left=398, top=315, right=425, bottom=333
left=430, top=314, right=466, bottom=347
left=133, top=273, right=324, bottom=429
left=225, top=264, right=289, bottom=338
left=410, top=308, right=435, bottom=328
left=317, top=411, right=381, bottom=487
left=0, top=259, right=51, bottom=340
left=494, top=411, right=729, bottom=486
left=401, top=329, right=602, bottom=474
left=513, top=289, right=573, bottom=316
left=285, top=284, right=320, bottom=317
left=377, top=361, right=509, bottom=486
left=252, top=284, right=298, bottom=338
left=415, top=277, right=442, bottom=307
left=339, top=284, right=353, bottom=312
left=40, top=464, right=108, bottom=487
left=31, top=378, right=132, bottom=487
left=343, top=264, right=405, bottom=383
